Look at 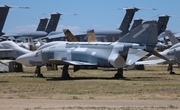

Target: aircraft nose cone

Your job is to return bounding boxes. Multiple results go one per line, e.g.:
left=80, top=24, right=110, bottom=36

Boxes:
left=16, top=52, right=36, bottom=66
left=16, top=54, right=30, bottom=66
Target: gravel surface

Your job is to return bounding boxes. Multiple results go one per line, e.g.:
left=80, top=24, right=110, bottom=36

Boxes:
left=0, top=99, right=179, bottom=110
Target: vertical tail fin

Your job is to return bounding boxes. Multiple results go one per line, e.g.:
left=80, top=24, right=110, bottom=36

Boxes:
left=165, top=30, right=179, bottom=45
left=45, top=13, right=61, bottom=33
left=130, top=18, right=143, bottom=31
left=118, top=20, right=158, bottom=46
left=118, top=7, right=156, bottom=33
left=157, top=15, right=170, bottom=35
left=36, top=18, right=49, bottom=31
left=87, top=29, right=97, bottom=42
left=118, top=8, right=138, bottom=32
left=0, top=6, right=10, bottom=36
left=0, top=5, right=29, bottom=36
left=63, top=29, right=78, bottom=42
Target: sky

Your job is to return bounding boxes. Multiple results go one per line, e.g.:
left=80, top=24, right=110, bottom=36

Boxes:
left=1, top=0, right=180, bottom=34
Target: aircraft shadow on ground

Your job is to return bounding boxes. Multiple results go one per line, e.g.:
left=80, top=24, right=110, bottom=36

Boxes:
left=45, top=76, right=130, bottom=81
left=20, top=74, right=180, bottom=81
left=0, top=81, right=9, bottom=83
left=45, top=76, right=166, bottom=81
left=20, top=75, right=131, bottom=81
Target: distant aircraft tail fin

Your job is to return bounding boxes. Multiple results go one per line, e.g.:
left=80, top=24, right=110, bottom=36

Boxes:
left=165, top=30, right=179, bottom=45
left=118, top=8, right=138, bottom=32
left=118, top=20, right=158, bottom=50
left=119, top=7, right=155, bottom=33
left=63, top=29, right=78, bottom=42
left=45, top=13, right=61, bottom=33
left=0, top=5, right=29, bottom=36
left=130, top=18, right=143, bottom=31
left=157, top=15, right=170, bottom=35
left=87, top=29, right=97, bottom=42
left=36, top=18, right=49, bottom=31
left=0, top=6, right=10, bottom=36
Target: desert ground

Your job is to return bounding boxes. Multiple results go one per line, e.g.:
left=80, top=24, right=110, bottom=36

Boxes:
left=0, top=65, right=180, bottom=110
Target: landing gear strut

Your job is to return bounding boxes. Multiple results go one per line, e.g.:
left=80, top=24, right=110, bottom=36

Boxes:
left=35, top=66, right=44, bottom=77
left=167, top=64, right=175, bottom=74
left=113, top=68, right=124, bottom=79
left=61, top=65, right=71, bottom=79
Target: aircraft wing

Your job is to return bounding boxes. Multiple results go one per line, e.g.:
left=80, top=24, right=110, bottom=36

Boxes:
left=0, top=49, right=14, bottom=52
left=49, top=59, right=97, bottom=65
left=126, top=48, right=149, bottom=66
left=2, top=33, right=19, bottom=38
left=135, top=59, right=166, bottom=65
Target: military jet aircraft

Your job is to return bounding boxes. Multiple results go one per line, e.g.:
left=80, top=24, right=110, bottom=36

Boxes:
left=16, top=20, right=159, bottom=79
left=0, top=5, right=29, bottom=36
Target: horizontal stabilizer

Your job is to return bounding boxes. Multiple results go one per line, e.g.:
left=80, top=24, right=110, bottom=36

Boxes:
left=119, top=7, right=156, bottom=10
left=0, top=5, right=29, bottom=9
left=156, top=14, right=180, bottom=18
left=126, top=48, right=149, bottom=65
left=49, top=59, right=97, bottom=65
left=46, top=12, right=76, bottom=15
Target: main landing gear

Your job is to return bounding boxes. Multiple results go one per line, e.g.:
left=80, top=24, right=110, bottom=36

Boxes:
left=34, top=65, right=125, bottom=79
left=61, top=65, right=71, bottom=79
left=34, top=65, right=71, bottom=79
left=167, top=64, right=175, bottom=74
left=113, top=68, right=124, bottom=79
left=35, top=66, right=44, bottom=77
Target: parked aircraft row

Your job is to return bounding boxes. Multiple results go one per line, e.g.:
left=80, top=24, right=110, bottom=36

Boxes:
left=1, top=5, right=180, bottom=79
left=1, top=12, right=62, bottom=41
left=0, top=5, right=171, bottom=44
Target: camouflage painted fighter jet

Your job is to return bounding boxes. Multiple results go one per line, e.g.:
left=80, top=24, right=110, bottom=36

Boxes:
left=16, top=20, right=159, bottom=79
